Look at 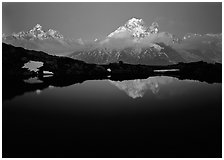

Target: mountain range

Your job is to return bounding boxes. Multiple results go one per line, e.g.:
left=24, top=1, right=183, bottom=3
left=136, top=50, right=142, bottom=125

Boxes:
left=2, top=24, right=84, bottom=55
left=3, top=18, right=222, bottom=65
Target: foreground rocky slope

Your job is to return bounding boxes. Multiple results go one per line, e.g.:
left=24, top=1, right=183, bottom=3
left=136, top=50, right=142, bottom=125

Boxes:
left=3, top=43, right=107, bottom=77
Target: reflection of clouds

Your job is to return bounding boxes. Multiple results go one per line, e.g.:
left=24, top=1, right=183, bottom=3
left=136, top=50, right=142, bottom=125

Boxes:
left=109, top=76, right=175, bottom=99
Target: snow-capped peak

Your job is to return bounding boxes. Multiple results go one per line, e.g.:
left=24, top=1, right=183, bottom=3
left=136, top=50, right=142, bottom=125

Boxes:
left=107, top=18, right=159, bottom=39
left=149, top=22, right=159, bottom=34
left=4, top=24, right=64, bottom=40
left=47, top=29, right=64, bottom=39
left=34, top=24, right=42, bottom=30
left=182, top=33, right=222, bottom=40
left=205, top=33, right=222, bottom=38
left=124, top=18, right=145, bottom=30
left=29, top=24, right=64, bottom=39
left=182, top=33, right=202, bottom=40
left=29, top=24, right=45, bottom=38
left=2, top=33, right=7, bottom=40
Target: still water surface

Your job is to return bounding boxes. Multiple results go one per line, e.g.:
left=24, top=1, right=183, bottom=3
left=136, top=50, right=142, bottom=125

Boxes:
left=3, top=76, right=222, bottom=157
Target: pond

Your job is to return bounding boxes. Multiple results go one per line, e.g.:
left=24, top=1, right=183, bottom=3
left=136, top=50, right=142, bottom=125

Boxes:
left=2, top=76, right=222, bottom=158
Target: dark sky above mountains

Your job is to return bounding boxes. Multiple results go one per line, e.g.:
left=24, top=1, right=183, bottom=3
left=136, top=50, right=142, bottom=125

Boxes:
left=2, top=2, right=222, bottom=41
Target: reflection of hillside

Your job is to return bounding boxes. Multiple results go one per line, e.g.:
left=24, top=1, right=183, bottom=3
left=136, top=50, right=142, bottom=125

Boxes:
left=109, top=76, right=175, bottom=98
left=3, top=73, right=221, bottom=102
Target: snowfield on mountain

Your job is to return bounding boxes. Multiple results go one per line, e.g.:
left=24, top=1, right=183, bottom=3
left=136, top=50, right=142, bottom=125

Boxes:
left=3, top=18, right=221, bottom=65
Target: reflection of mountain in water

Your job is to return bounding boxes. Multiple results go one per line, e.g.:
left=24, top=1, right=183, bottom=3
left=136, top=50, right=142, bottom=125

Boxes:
left=109, top=76, right=175, bottom=98
left=3, top=73, right=221, bottom=102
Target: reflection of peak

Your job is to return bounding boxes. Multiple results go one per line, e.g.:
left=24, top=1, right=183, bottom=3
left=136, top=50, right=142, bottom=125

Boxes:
left=109, top=79, right=149, bottom=99
left=109, top=76, right=175, bottom=99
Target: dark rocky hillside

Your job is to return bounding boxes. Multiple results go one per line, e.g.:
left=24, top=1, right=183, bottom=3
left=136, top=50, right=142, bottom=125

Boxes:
left=3, top=43, right=221, bottom=83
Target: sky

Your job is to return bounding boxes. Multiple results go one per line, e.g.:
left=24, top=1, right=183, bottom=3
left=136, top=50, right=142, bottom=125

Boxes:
left=2, top=2, right=222, bottom=41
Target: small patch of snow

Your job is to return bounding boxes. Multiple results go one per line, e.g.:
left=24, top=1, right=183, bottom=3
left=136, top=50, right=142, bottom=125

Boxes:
left=107, top=68, right=111, bottom=72
left=43, top=71, right=53, bottom=74
left=154, top=69, right=179, bottom=72
left=22, top=61, right=43, bottom=72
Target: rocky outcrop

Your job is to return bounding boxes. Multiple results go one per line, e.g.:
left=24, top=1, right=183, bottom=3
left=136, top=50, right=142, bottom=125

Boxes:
left=2, top=43, right=107, bottom=77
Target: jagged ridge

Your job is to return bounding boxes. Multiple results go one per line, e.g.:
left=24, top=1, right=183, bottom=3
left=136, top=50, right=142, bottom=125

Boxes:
left=108, top=17, right=159, bottom=39
left=6, top=24, right=63, bottom=40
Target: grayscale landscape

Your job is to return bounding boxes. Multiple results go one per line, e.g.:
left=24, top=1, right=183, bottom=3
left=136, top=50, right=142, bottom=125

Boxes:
left=2, top=2, right=222, bottom=158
